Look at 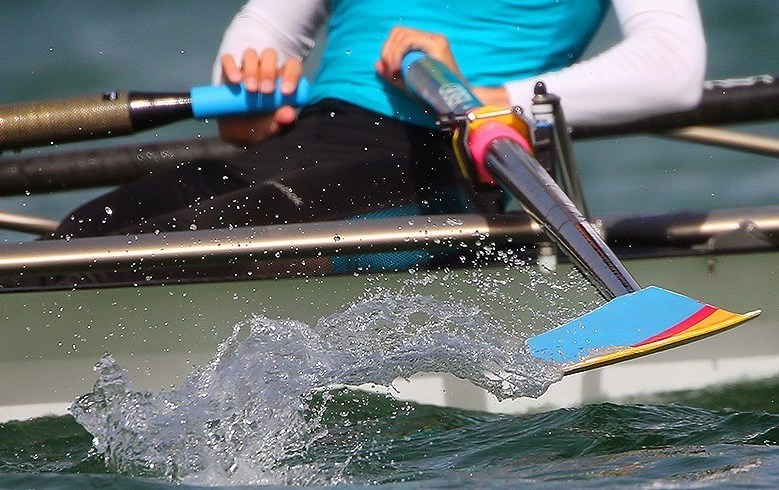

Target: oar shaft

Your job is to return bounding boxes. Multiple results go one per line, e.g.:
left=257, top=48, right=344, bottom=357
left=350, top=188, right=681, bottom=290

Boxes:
left=0, top=91, right=195, bottom=150
left=574, top=74, right=779, bottom=138
left=0, top=79, right=309, bottom=151
left=0, top=92, right=142, bottom=150
left=486, top=138, right=639, bottom=297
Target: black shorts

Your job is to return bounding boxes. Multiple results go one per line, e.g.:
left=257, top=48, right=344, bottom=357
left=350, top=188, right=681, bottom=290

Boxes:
left=52, top=99, right=497, bottom=239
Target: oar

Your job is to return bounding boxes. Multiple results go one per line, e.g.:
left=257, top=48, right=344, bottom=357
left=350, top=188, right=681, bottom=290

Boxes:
left=402, top=51, right=638, bottom=300
left=400, top=51, right=760, bottom=375
left=0, top=79, right=309, bottom=151
left=3, top=71, right=776, bottom=154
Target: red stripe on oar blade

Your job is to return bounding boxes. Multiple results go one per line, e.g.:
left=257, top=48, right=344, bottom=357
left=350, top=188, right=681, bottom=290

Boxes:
left=633, top=305, right=718, bottom=347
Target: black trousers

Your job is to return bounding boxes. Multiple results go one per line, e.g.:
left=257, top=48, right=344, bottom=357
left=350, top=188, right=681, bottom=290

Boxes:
left=53, top=100, right=488, bottom=239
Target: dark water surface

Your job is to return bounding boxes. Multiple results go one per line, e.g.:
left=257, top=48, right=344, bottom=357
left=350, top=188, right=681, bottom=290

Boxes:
left=2, top=380, right=779, bottom=488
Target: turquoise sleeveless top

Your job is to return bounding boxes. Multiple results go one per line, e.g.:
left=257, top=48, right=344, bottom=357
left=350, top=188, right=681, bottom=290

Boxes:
left=309, top=0, right=609, bottom=126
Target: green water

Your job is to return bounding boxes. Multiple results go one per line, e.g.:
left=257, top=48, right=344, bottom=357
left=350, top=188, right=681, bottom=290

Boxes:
left=2, top=1, right=779, bottom=488
left=3, top=383, right=779, bottom=488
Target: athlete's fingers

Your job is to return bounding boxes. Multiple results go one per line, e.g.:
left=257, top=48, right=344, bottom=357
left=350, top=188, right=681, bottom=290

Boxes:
left=376, top=28, right=408, bottom=85
left=378, top=28, right=435, bottom=77
left=379, top=27, right=406, bottom=77
left=391, top=29, right=422, bottom=73
left=238, top=49, right=260, bottom=92
left=373, top=59, right=389, bottom=80
left=389, top=27, right=425, bottom=75
left=259, top=48, right=279, bottom=93
left=264, top=118, right=280, bottom=138
left=279, top=58, right=304, bottom=95
left=378, top=27, right=460, bottom=81
left=220, top=54, right=242, bottom=84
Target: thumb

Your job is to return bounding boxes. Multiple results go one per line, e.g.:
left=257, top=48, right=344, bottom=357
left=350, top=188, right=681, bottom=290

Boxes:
left=275, top=106, right=298, bottom=126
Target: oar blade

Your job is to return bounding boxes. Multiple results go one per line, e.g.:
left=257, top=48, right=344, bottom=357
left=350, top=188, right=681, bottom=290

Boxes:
left=527, top=286, right=760, bottom=375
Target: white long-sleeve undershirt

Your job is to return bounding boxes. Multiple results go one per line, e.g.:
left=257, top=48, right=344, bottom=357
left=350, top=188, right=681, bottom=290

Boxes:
left=504, top=0, right=706, bottom=126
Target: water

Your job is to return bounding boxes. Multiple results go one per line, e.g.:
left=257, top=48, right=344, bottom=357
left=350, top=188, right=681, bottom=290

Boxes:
left=3, top=382, right=779, bottom=488
left=2, top=1, right=779, bottom=488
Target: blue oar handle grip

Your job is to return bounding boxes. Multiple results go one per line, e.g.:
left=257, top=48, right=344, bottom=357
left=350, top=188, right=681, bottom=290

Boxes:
left=189, top=78, right=310, bottom=119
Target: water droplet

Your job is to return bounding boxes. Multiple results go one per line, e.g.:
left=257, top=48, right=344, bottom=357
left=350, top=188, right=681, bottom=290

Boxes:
left=445, top=217, right=464, bottom=226
left=104, top=206, right=113, bottom=215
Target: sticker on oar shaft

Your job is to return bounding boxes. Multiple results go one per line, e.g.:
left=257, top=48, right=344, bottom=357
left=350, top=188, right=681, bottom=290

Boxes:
left=401, top=51, right=482, bottom=116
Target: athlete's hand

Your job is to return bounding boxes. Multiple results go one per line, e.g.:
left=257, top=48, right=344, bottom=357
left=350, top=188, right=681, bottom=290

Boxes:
left=376, top=28, right=512, bottom=109
left=217, top=48, right=302, bottom=144
left=375, top=27, right=464, bottom=89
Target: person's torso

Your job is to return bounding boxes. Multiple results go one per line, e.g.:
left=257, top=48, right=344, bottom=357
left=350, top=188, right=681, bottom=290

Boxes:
left=309, top=0, right=609, bottom=126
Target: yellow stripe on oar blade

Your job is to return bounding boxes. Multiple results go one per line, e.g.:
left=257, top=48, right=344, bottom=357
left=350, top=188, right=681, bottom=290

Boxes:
left=563, top=308, right=760, bottom=376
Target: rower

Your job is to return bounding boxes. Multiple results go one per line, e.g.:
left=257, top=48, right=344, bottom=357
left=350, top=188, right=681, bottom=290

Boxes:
left=41, top=2, right=706, bottom=253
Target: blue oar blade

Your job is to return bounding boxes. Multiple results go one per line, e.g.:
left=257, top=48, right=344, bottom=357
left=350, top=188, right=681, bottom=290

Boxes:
left=527, top=286, right=759, bottom=375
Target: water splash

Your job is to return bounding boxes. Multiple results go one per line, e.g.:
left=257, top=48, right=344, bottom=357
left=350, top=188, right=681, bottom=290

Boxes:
left=70, top=258, right=600, bottom=485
